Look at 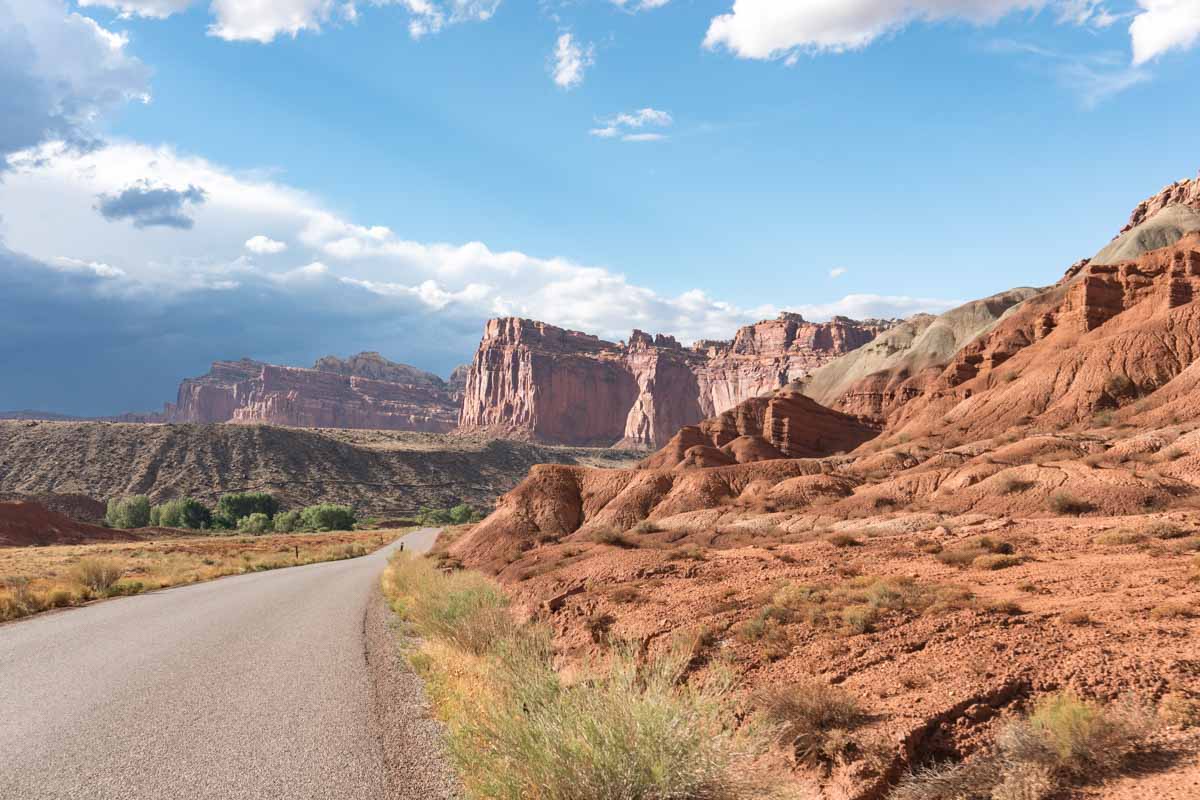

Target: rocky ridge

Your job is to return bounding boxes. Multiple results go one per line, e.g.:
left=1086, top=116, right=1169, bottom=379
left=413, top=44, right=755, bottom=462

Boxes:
left=166, top=352, right=465, bottom=432
left=456, top=313, right=894, bottom=448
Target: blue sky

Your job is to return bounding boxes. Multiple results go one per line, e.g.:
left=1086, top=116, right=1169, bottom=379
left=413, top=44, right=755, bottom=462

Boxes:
left=1, top=0, right=1199, bottom=414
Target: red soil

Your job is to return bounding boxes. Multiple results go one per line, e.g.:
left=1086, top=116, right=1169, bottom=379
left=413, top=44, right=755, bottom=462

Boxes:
left=0, top=502, right=138, bottom=547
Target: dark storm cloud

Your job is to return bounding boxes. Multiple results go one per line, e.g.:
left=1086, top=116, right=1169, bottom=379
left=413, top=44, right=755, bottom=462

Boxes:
left=95, top=182, right=208, bottom=229
left=0, top=244, right=482, bottom=417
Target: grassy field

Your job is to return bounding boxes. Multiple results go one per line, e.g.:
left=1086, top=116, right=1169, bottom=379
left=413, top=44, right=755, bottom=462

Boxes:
left=0, top=529, right=406, bottom=622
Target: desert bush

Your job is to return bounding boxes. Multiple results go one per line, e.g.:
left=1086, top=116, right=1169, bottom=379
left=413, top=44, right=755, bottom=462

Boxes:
left=1104, top=374, right=1135, bottom=399
left=238, top=512, right=272, bottom=534
left=271, top=509, right=301, bottom=533
left=769, top=575, right=973, bottom=635
left=71, top=558, right=125, bottom=594
left=215, top=492, right=279, bottom=526
left=105, top=495, right=151, bottom=529
left=1094, top=530, right=1146, bottom=546
left=1145, top=520, right=1188, bottom=540
left=152, top=497, right=212, bottom=529
left=997, top=475, right=1035, bottom=495
left=893, top=692, right=1154, bottom=800
left=974, top=553, right=1023, bottom=570
left=826, top=532, right=862, bottom=548
left=1149, top=602, right=1195, bottom=620
left=1048, top=492, right=1095, bottom=515
left=299, top=503, right=356, bottom=532
left=632, top=519, right=664, bottom=534
left=755, top=678, right=864, bottom=765
left=592, top=528, right=637, bottom=548
left=1061, top=609, right=1091, bottom=626
left=1159, top=694, right=1200, bottom=728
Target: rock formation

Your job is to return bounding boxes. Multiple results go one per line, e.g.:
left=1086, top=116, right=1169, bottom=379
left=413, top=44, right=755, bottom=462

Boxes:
left=457, top=314, right=893, bottom=448
left=166, top=353, right=463, bottom=432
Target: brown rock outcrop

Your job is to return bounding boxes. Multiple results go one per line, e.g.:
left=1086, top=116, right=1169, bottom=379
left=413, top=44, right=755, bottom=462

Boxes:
left=457, top=314, right=893, bottom=448
left=641, top=388, right=879, bottom=469
left=166, top=353, right=461, bottom=432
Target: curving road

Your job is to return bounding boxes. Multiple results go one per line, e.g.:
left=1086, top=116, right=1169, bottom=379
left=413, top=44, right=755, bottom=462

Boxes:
left=0, top=528, right=442, bottom=800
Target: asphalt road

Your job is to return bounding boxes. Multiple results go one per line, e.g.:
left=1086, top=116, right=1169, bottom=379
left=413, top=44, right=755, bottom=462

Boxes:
left=0, top=527, right=442, bottom=800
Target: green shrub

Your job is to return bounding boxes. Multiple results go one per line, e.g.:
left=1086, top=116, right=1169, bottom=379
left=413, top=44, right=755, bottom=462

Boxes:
left=415, top=504, right=484, bottom=526
left=216, top=492, right=279, bottom=526
left=105, top=495, right=151, bottom=529
left=272, top=509, right=301, bottom=533
left=152, top=497, right=212, bottom=529
left=238, top=512, right=272, bottom=534
left=299, top=503, right=356, bottom=532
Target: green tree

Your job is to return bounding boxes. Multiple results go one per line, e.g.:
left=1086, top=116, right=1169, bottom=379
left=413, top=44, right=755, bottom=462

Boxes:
left=152, top=498, right=213, bottom=529
left=215, top=492, right=279, bottom=527
left=238, top=513, right=272, bottom=534
left=105, top=495, right=151, bottom=529
left=272, top=510, right=301, bottom=533
left=299, top=504, right=356, bottom=532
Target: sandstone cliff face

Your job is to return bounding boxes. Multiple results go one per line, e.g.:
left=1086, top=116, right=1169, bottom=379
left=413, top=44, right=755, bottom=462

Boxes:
left=457, top=314, right=894, bottom=448
left=167, top=353, right=460, bottom=432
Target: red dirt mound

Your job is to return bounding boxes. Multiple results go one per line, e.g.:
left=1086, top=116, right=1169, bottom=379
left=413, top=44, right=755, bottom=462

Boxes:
left=0, top=502, right=139, bottom=547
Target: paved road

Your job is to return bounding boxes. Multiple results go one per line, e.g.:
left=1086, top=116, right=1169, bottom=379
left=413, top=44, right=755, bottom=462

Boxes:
left=0, top=528, right=441, bottom=800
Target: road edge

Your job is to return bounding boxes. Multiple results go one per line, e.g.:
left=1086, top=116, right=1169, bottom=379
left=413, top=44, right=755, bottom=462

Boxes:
left=364, top=580, right=462, bottom=799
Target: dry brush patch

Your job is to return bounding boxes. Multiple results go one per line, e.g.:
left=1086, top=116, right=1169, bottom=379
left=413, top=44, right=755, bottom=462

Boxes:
left=381, top=552, right=789, bottom=800
left=0, top=530, right=399, bottom=622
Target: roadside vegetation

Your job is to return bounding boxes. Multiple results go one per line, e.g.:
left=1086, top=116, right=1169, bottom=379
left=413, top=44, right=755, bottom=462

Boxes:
left=0, top=530, right=399, bottom=623
left=382, top=552, right=781, bottom=800
left=105, top=491, right=358, bottom=534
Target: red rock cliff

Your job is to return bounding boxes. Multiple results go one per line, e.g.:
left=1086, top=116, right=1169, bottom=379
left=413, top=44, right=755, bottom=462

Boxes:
left=167, top=352, right=461, bottom=432
left=457, top=314, right=894, bottom=448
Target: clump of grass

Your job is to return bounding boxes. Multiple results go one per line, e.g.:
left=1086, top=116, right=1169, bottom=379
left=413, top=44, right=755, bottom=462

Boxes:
left=935, top=536, right=1015, bottom=569
left=1149, top=602, right=1195, bottom=620
left=997, top=475, right=1035, bottom=495
left=382, top=552, right=755, bottom=800
left=1061, top=609, right=1092, bottom=626
left=609, top=585, right=640, bottom=603
left=767, top=575, right=973, bottom=636
left=826, top=532, right=862, bottom=548
left=71, top=558, right=125, bottom=594
left=593, top=528, right=638, bottom=549
left=892, top=692, right=1155, bottom=800
left=1094, top=530, right=1146, bottom=546
left=974, top=553, right=1023, bottom=571
left=1159, top=694, right=1200, bottom=728
left=665, top=545, right=706, bottom=562
left=1145, top=520, right=1189, bottom=540
left=755, top=679, right=864, bottom=765
left=631, top=519, right=664, bottom=534
left=1049, top=492, right=1095, bottom=516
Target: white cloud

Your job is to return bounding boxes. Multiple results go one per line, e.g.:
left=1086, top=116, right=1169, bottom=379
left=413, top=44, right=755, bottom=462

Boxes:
left=590, top=107, right=673, bottom=141
left=793, top=293, right=960, bottom=321
left=0, top=0, right=150, bottom=162
left=989, top=39, right=1149, bottom=107
left=551, top=32, right=593, bottom=89
left=1130, top=0, right=1200, bottom=64
left=52, top=255, right=126, bottom=278
left=610, top=0, right=670, bottom=11
left=245, top=234, right=289, bottom=254
left=75, top=0, right=499, bottom=43
left=829, top=267, right=847, bottom=278
left=0, top=140, right=958, bottom=350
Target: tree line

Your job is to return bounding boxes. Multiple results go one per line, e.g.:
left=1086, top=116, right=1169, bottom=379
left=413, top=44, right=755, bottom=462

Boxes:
left=104, top=492, right=357, bottom=533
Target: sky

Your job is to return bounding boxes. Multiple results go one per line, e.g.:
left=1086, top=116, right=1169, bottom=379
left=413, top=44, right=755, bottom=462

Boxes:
left=1, top=0, right=1199, bottom=415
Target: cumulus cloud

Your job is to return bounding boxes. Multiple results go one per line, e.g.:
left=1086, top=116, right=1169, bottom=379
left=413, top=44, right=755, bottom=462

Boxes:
left=551, top=32, right=593, bottom=89
left=0, top=0, right=149, bottom=165
left=76, top=0, right=499, bottom=43
left=95, top=181, right=207, bottom=229
left=1130, top=0, right=1200, bottom=64
left=590, top=108, right=673, bottom=141
left=245, top=234, right=288, bottom=254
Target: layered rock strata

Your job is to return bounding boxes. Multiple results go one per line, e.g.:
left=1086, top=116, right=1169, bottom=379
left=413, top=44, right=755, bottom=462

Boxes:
left=456, top=314, right=894, bottom=448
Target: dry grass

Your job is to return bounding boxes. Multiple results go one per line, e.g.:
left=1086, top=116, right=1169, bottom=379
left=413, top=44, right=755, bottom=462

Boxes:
left=1049, top=492, right=1096, bottom=516
left=381, top=552, right=770, bottom=800
left=893, top=692, right=1156, bottom=800
left=754, top=678, right=864, bottom=765
left=0, top=530, right=399, bottom=623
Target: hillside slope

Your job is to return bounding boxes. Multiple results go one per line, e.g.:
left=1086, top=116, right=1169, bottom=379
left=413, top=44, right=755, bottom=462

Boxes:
left=0, top=421, right=638, bottom=516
